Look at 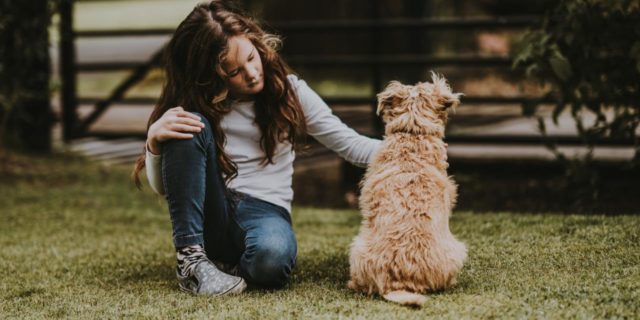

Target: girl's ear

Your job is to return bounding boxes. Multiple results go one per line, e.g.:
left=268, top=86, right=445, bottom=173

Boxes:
left=376, top=81, right=405, bottom=116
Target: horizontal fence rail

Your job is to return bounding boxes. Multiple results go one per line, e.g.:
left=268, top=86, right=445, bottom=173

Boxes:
left=73, top=16, right=538, bottom=38
left=83, top=130, right=638, bottom=148
left=76, top=55, right=513, bottom=72
left=77, top=96, right=557, bottom=106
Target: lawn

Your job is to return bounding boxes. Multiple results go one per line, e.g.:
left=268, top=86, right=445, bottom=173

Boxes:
left=0, top=153, right=638, bottom=319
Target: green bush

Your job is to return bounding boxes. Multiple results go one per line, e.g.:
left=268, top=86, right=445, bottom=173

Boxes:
left=514, top=0, right=640, bottom=156
left=513, top=0, right=640, bottom=211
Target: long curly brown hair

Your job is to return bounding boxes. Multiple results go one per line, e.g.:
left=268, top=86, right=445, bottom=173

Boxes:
left=132, top=0, right=306, bottom=188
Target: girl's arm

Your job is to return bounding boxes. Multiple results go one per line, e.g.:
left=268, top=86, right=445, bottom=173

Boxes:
left=145, top=148, right=165, bottom=195
left=289, top=75, right=382, bottom=167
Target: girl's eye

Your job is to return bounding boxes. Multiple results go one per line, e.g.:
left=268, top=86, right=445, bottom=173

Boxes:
left=229, top=70, right=239, bottom=77
left=248, top=55, right=254, bottom=61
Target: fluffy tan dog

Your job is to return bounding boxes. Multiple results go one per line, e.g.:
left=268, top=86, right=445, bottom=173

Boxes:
left=348, top=72, right=467, bottom=307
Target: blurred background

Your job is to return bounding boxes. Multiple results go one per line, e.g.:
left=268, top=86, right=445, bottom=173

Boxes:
left=3, top=3, right=640, bottom=317
left=2, top=0, right=639, bottom=213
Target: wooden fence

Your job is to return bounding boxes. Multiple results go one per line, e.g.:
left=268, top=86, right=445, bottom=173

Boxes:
left=58, top=0, right=632, bottom=149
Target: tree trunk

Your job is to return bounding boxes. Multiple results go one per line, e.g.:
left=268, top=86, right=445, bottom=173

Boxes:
left=0, top=0, right=54, bottom=152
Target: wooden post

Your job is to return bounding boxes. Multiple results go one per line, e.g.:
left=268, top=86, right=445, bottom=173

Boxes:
left=59, top=0, right=77, bottom=141
left=339, top=0, right=383, bottom=206
left=370, top=0, right=384, bottom=138
left=405, top=0, right=431, bottom=84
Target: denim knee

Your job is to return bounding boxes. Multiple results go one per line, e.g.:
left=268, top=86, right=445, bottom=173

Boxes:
left=161, top=111, right=212, bottom=151
left=242, top=235, right=297, bottom=288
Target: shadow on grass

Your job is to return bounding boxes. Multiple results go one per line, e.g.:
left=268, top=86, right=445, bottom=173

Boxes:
left=291, top=246, right=475, bottom=296
left=101, top=249, right=351, bottom=293
left=95, top=259, right=176, bottom=291
left=298, top=157, right=640, bottom=214
left=293, top=250, right=350, bottom=287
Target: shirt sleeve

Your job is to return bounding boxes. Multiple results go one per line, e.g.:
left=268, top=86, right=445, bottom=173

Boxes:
left=288, top=74, right=382, bottom=167
left=145, top=149, right=166, bottom=195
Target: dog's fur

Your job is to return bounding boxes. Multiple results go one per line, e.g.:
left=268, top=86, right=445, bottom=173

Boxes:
left=348, top=72, right=467, bottom=307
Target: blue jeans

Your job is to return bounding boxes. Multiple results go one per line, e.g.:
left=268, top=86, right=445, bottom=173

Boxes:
left=160, top=112, right=297, bottom=288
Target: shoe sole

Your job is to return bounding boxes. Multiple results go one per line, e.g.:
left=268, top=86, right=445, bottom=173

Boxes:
left=225, top=278, right=247, bottom=294
left=178, top=278, right=247, bottom=296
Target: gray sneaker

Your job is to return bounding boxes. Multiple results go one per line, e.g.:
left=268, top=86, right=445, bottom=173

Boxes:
left=177, top=259, right=247, bottom=295
left=176, top=245, right=246, bottom=296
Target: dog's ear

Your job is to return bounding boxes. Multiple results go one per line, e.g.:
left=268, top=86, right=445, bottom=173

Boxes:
left=429, top=71, right=462, bottom=110
left=376, top=81, right=405, bottom=116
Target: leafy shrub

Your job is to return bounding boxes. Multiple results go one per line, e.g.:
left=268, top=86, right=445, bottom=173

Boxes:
left=513, top=0, right=640, bottom=211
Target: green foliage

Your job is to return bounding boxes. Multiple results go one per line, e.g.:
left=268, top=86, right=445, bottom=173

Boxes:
left=514, top=0, right=640, bottom=146
left=513, top=0, right=640, bottom=211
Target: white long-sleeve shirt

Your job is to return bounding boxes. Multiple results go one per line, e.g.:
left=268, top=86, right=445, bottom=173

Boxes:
left=145, top=75, right=382, bottom=212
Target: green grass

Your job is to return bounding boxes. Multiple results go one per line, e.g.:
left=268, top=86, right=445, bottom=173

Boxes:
left=1, top=153, right=638, bottom=319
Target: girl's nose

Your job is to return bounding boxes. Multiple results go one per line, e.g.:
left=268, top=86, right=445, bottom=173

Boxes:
left=246, top=66, right=258, bottom=81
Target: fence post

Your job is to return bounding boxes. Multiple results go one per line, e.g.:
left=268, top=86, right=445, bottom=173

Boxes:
left=405, top=0, right=431, bottom=84
left=370, top=0, right=384, bottom=137
left=59, top=0, right=77, bottom=141
left=339, top=0, right=384, bottom=206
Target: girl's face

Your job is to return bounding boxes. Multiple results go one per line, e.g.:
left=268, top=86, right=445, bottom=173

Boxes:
left=221, top=35, right=264, bottom=100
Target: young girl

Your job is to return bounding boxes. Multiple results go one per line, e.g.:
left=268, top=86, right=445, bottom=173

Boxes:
left=133, top=0, right=381, bottom=296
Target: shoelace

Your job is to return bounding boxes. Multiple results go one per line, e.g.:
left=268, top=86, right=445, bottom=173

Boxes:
left=177, top=245, right=207, bottom=277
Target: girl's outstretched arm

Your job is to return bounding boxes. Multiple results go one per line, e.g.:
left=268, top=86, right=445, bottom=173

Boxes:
left=288, top=74, right=382, bottom=167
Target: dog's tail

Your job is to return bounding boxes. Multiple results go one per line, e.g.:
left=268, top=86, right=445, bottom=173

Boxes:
left=383, top=290, right=427, bottom=307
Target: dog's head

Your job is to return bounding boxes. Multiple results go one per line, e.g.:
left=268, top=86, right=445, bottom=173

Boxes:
left=376, top=72, right=462, bottom=136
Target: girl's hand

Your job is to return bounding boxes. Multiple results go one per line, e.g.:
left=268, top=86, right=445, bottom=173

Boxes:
left=146, top=107, right=205, bottom=155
